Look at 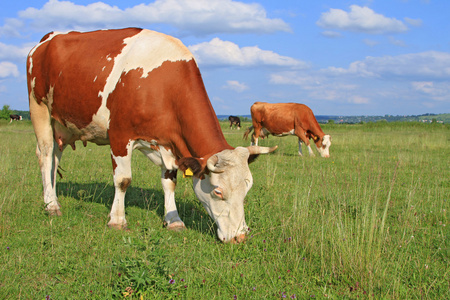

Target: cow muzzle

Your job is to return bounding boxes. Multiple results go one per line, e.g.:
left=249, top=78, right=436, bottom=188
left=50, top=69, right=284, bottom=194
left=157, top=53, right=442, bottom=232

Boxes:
left=226, top=233, right=246, bottom=244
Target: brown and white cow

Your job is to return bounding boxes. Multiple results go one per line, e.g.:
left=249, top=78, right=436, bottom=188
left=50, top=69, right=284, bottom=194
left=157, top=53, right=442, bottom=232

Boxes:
left=27, top=28, right=276, bottom=243
left=247, top=102, right=331, bottom=157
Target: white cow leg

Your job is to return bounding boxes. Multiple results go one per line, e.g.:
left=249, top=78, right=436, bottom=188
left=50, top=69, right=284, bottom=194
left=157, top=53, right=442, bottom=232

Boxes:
left=252, top=137, right=259, bottom=146
left=161, top=168, right=185, bottom=231
left=108, top=148, right=133, bottom=229
left=307, top=144, right=315, bottom=156
left=37, top=140, right=63, bottom=215
left=30, top=97, right=62, bottom=215
left=298, top=140, right=303, bottom=156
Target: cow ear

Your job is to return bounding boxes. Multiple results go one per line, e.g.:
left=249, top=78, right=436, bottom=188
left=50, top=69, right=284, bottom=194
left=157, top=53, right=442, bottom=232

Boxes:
left=178, top=157, right=206, bottom=178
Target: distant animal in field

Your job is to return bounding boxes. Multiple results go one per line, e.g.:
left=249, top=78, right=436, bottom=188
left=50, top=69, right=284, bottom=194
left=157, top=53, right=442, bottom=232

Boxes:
left=9, top=114, right=22, bottom=123
left=243, top=126, right=271, bottom=144
left=27, top=27, right=277, bottom=243
left=246, top=102, right=331, bottom=157
left=228, top=116, right=241, bottom=130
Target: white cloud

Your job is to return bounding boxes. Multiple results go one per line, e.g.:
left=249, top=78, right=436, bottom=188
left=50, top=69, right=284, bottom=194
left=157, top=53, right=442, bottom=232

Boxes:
left=0, top=42, right=34, bottom=61
left=363, top=39, right=379, bottom=47
left=269, top=71, right=366, bottom=103
left=404, top=17, right=422, bottom=27
left=412, top=81, right=450, bottom=101
left=0, top=62, right=20, bottom=78
left=317, top=5, right=408, bottom=34
left=326, top=51, right=450, bottom=79
left=223, top=80, right=249, bottom=92
left=269, top=71, right=320, bottom=86
left=189, top=38, right=307, bottom=68
left=0, top=18, right=24, bottom=38
left=388, top=36, right=406, bottom=47
left=18, top=0, right=291, bottom=35
left=320, top=31, right=342, bottom=38
left=350, top=96, right=370, bottom=104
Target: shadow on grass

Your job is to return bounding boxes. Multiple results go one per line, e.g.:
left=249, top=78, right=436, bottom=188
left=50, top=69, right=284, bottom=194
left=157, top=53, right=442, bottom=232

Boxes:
left=57, top=181, right=215, bottom=238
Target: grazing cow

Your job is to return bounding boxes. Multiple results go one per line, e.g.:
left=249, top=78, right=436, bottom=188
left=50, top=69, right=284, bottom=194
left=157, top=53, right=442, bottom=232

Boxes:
left=228, top=116, right=241, bottom=130
left=9, top=114, right=22, bottom=123
left=247, top=102, right=331, bottom=157
left=27, top=28, right=277, bottom=243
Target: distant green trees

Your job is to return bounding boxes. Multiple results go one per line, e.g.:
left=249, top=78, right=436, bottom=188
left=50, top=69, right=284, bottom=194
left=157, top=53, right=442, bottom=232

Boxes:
left=0, top=105, right=12, bottom=120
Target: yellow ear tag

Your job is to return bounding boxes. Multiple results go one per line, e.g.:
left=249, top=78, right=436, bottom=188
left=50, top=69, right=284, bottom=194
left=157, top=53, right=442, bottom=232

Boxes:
left=183, top=167, right=194, bottom=178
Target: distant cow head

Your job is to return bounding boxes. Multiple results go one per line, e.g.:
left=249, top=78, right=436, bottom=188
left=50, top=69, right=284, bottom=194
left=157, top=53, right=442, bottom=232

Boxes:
left=315, top=134, right=332, bottom=158
left=179, top=146, right=277, bottom=243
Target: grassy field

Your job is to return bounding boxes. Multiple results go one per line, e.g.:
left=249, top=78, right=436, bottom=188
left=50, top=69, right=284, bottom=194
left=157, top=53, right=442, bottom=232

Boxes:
left=0, top=119, right=448, bottom=299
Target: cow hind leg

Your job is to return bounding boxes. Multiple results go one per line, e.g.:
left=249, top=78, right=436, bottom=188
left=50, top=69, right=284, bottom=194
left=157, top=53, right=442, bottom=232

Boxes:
left=30, top=98, right=62, bottom=215
left=161, top=168, right=185, bottom=231
left=108, top=146, right=133, bottom=229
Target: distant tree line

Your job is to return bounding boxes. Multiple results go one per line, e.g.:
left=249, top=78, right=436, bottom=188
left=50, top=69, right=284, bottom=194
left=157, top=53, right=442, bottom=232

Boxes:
left=0, top=105, right=30, bottom=120
left=2, top=106, right=448, bottom=124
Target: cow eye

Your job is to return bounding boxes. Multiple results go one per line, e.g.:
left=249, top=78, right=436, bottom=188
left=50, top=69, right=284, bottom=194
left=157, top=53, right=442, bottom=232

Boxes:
left=213, top=188, right=224, bottom=200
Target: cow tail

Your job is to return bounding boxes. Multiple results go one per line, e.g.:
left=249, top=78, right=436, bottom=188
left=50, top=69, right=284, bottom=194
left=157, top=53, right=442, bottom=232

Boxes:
left=57, top=165, right=65, bottom=179
left=243, top=126, right=253, bottom=140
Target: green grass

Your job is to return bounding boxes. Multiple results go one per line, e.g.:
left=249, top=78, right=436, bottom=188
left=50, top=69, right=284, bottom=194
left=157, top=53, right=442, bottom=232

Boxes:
left=0, top=119, right=449, bottom=299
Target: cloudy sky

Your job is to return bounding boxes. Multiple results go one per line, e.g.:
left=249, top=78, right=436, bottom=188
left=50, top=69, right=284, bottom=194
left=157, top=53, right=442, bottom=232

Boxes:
left=1, top=0, right=449, bottom=116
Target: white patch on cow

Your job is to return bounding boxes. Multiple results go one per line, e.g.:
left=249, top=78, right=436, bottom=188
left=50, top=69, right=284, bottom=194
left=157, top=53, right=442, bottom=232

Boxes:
left=273, top=129, right=295, bottom=137
left=46, top=86, right=55, bottom=112
left=93, top=76, right=97, bottom=82
left=108, top=141, right=134, bottom=228
left=133, top=139, right=178, bottom=170
left=94, top=30, right=195, bottom=131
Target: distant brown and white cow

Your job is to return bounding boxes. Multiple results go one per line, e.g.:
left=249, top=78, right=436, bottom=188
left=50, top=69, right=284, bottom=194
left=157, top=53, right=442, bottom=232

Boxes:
left=228, top=116, right=241, bottom=130
left=247, top=102, right=331, bottom=157
left=9, top=114, right=22, bottom=123
left=27, top=28, right=277, bottom=243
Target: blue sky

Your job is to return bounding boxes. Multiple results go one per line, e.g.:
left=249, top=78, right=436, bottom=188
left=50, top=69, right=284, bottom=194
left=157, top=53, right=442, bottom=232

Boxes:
left=1, top=0, right=449, bottom=116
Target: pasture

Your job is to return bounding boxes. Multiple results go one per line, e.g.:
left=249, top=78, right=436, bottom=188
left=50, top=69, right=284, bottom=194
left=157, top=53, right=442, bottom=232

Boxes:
left=0, top=120, right=448, bottom=299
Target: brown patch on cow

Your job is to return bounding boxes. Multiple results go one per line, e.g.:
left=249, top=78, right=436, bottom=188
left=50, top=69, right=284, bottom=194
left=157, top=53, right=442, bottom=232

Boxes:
left=40, top=31, right=54, bottom=42
left=119, top=178, right=131, bottom=192
left=178, top=157, right=206, bottom=178
left=107, top=59, right=233, bottom=158
left=28, top=28, right=142, bottom=131
left=164, top=170, right=177, bottom=181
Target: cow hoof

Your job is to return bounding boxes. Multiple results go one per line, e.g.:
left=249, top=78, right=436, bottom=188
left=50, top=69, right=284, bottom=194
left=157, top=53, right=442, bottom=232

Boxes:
left=47, top=209, right=62, bottom=216
left=108, top=223, right=129, bottom=231
left=167, top=221, right=186, bottom=232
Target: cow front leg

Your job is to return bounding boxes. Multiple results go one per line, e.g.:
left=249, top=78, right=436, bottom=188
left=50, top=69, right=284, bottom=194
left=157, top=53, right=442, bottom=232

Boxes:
left=298, top=139, right=303, bottom=156
left=161, top=168, right=185, bottom=231
left=108, top=148, right=133, bottom=230
left=296, top=129, right=315, bottom=157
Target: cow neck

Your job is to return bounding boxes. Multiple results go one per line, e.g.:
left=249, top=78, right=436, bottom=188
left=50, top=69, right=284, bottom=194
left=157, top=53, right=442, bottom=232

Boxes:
left=176, top=111, right=233, bottom=160
left=173, top=60, right=234, bottom=159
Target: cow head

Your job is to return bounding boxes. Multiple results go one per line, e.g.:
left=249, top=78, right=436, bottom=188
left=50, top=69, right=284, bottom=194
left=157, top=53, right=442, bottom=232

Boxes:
left=316, top=134, right=332, bottom=158
left=178, top=146, right=277, bottom=243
